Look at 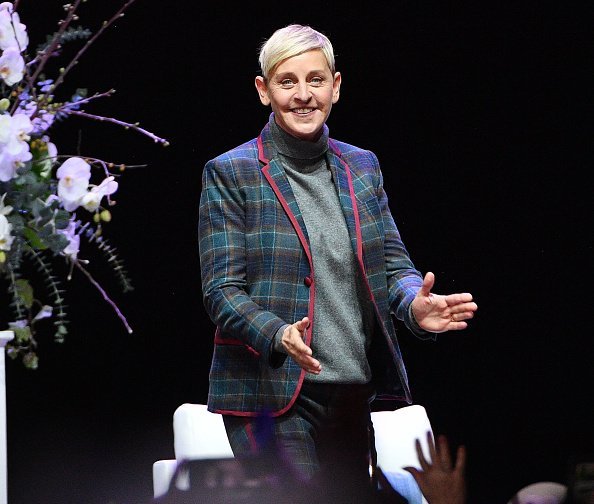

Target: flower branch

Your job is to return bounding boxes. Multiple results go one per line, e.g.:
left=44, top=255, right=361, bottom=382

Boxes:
left=73, top=258, right=132, bottom=334
left=65, top=109, right=170, bottom=146
left=0, top=1, right=168, bottom=368
left=47, top=0, right=138, bottom=100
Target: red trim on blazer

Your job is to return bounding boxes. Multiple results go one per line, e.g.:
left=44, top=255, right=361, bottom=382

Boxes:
left=258, top=135, right=315, bottom=418
left=213, top=327, right=261, bottom=357
left=329, top=141, right=404, bottom=386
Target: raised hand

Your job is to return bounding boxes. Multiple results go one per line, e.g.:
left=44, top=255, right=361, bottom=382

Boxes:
left=404, top=431, right=467, bottom=504
left=411, top=272, right=478, bottom=333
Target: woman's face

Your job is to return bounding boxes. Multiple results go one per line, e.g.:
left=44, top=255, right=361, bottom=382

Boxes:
left=255, top=49, right=341, bottom=141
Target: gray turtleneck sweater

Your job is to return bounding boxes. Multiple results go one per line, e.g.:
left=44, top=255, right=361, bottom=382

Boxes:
left=270, top=119, right=374, bottom=384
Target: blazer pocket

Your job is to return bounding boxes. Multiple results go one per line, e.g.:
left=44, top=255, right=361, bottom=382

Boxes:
left=214, top=331, right=261, bottom=358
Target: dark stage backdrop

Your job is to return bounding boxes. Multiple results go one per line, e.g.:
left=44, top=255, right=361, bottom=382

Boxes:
left=4, top=1, right=592, bottom=503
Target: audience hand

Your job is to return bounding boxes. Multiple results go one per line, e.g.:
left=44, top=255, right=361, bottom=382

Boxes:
left=403, top=431, right=467, bottom=504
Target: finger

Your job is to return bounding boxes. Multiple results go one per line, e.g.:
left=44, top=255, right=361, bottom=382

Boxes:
left=436, top=435, right=453, bottom=469
left=306, top=364, right=321, bottom=374
left=426, top=430, right=437, bottom=464
left=455, top=445, right=466, bottom=473
left=294, top=316, right=310, bottom=332
left=449, top=311, right=474, bottom=323
left=445, top=293, right=474, bottom=305
left=415, top=438, right=430, bottom=470
left=402, top=467, right=422, bottom=483
left=301, top=355, right=321, bottom=374
left=418, top=272, right=435, bottom=297
left=450, top=302, right=478, bottom=315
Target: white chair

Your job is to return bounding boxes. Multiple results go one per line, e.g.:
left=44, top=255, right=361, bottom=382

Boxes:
left=371, top=404, right=434, bottom=504
left=153, top=402, right=433, bottom=502
left=152, top=403, right=234, bottom=498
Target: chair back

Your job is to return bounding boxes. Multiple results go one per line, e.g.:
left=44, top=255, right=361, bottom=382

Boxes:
left=370, top=404, right=434, bottom=504
left=371, top=404, right=433, bottom=473
left=173, top=403, right=234, bottom=460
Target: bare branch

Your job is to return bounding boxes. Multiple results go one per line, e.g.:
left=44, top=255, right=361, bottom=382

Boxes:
left=49, top=0, right=139, bottom=97
left=72, top=259, right=133, bottom=334
left=64, top=109, right=170, bottom=146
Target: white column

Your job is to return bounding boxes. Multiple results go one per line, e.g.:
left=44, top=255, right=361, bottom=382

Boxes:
left=0, top=330, right=14, bottom=504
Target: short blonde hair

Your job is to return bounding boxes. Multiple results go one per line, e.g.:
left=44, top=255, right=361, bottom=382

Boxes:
left=258, top=24, right=335, bottom=80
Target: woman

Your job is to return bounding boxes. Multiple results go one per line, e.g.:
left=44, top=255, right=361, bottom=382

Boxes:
left=198, top=23, right=477, bottom=493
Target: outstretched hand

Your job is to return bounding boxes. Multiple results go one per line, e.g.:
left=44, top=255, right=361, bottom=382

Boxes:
left=404, top=431, right=467, bottom=504
left=281, top=317, right=322, bottom=375
left=411, top=272, right=478, bottom=333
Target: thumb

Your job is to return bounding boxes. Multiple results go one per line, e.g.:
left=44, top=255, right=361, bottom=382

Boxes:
left=294, top=316, right=310, bottom=332
left=403, top=467, right=421, bottom=479
left=418, top=271, right=435, bottom=297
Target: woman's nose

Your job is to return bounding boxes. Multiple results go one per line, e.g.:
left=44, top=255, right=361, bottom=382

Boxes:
left=295, top=82, right=312, bottom=101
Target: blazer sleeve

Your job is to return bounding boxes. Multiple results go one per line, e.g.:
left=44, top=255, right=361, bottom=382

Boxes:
left=372, top=153, right=436, bottom=341
left=198, top=157, right=287, bottom=358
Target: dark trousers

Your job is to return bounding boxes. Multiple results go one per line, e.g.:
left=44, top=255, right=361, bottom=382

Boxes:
left=223, top=382, right=374, bottom=497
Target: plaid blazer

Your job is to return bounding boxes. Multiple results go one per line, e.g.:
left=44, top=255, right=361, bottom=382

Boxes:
left=199, top=116, right=433, bottom=417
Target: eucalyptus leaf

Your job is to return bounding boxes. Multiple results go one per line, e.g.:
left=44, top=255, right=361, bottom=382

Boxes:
left=23, top=227, right=48, bottom=250
left=45, top=233, right=69, bottom=253
left=23, top=352, right=39, bottom=370
left=54, top=210, right=71, bottom=229
left=6, top=213, right=25, bottom=230
left=14, top=279, right=34, bottom=309
left=12, top=324, right=32, bottom=343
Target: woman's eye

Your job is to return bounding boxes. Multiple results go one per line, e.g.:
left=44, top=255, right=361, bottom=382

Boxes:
left=310, top=77, right=323, bottom=85
left=280, top=79, right=294, bottom=87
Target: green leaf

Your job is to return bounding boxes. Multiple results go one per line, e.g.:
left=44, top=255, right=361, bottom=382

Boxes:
left=12, top=324, right=32, bottom=343
left=14, top=279, right=34, bottom=309
left=54, top=210, right=71, bottom=229
left=54, top=324, right=67, bottom=343
left=45, top=233, right=68, bottom=253
left=23, top=352, right=39, bottom=370
left=23, top=227, right=48, bottom=250
left=31, top=146, right=53, bottom=180
left=6, top=213, right=24, bottom=232
left=73, top=88, right=88, bottom=99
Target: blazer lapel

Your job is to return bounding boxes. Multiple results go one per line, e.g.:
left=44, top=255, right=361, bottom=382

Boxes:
left=327, top=141, right=363, bottom=264
left=258, top=133, right=312, bottom=263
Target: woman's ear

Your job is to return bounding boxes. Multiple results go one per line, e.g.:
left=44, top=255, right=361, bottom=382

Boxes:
left=255, top=76, right=271, bottom=106
left=332, top=72, right=342, bottom=104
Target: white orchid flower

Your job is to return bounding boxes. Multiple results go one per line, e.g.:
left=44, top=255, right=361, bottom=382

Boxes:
left=45, top=138, right=57, bottom=160
left=0, top=192, right=12, bottom=215
left=58, top=217, right=80, bottom=259
left=0, top=112, right=32, bottom=155
left=0, top=143, right=31, bottom=181
left=0, top=213, right=14, bottom=251
left=0, top=3, right=28, bottom=51
left=0, top=46, right=24, bottom=85
left=33, top=305, right=53, bottom=322
left=0, top=113, right=33, bottom=181
left=57, top=157, right=91, bottom=211
left=0, top=113, right=10, bottom=143
left=81, top=176, right=118, bottom=212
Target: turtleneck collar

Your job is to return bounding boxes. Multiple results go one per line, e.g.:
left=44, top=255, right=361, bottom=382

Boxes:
left=269, top=113, right=329, bottom=161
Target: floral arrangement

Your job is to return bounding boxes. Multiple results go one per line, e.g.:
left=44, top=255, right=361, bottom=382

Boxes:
left=0, top=0, right=168, bottom=368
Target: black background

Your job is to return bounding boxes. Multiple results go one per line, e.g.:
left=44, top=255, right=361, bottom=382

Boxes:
left=4, top=1, right=593, bottom=503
